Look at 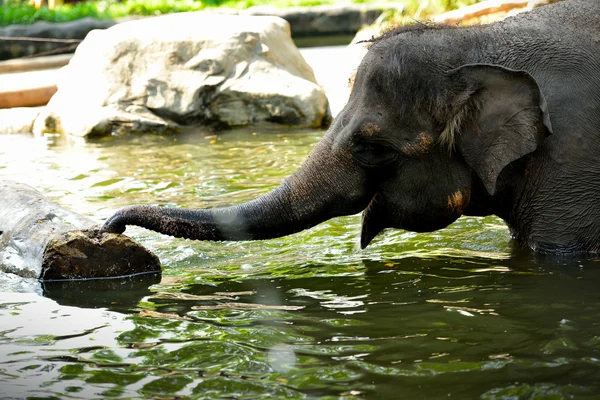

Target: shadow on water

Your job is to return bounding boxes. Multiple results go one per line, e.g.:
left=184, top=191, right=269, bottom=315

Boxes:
left=42, top=273, right=161, bottom=311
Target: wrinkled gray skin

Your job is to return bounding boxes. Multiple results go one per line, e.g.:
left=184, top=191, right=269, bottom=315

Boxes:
left=103, top=0, right=600, bottom=254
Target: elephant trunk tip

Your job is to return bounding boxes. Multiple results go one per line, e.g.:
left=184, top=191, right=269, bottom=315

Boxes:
left=100, top=219, right=126, bottom=235
left=100, top=207, right=133, bottom=235
left=99, top=205, right=226, bottom=241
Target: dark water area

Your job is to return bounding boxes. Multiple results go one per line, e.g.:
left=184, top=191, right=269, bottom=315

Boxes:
left=1, top=129, right=599, bottom=399
left=294, top=35, right=355, bottom=48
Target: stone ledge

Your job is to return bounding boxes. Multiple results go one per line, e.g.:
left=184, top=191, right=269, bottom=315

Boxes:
left=224, top=3, right=403, bottom=38
left=0, top=3, right=403, bottom=60
left=0, top=17, right=116, bottom=60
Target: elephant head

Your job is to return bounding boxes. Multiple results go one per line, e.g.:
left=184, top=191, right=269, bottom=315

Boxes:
left=102, top=31, right=552, bottom=248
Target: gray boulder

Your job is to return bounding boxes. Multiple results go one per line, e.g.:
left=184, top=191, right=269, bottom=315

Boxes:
left=33, top=13, right=329, bottom=137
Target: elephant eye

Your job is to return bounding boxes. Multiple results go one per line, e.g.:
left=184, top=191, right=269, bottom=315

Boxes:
left=352, top=141, right=398, bottom=168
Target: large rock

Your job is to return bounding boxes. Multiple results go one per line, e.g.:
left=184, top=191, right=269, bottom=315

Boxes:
left=33, top=13, right=329, bottom=137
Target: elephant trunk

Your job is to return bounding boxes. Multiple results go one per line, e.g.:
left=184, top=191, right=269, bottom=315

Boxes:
left=101, top=136, right=371, bottom=241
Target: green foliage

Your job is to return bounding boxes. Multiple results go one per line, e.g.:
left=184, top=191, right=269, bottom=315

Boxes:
left=233, top=0, right=335, bottom=7
left=368, top=0, right=482, bottom=31
left=403, top=0, right=481, bottom=15
left=106, top=0, right=205, bottom=19
left=0, top=1, right=108, bottom=26
left=0, top=0, right=484, bottom=27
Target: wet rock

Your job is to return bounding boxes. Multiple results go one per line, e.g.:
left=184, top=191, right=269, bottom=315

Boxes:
left=0, top=107, right=43, bottom=134
left=33, top=13, right=328, bottom=138
left=0, top=180, right=161, bottom=280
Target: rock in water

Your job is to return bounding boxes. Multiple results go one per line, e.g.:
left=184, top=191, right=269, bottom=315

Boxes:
left=0, top=180, right=161, bottom=280
left=33, top=13, right=329, bottom=138
left=0, top=107, right=42, bottom=134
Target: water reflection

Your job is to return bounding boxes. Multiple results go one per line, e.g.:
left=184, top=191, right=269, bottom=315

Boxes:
left=42, top=273, right=161, bottom=311
left=2, top=258, right=600, bottom=398
left=1, top=131, right=599, bottom=398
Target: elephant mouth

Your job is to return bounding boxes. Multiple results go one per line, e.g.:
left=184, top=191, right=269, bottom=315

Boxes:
left=360, top=192, right=387, bottom=249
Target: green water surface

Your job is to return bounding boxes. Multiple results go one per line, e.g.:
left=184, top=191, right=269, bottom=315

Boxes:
left=1, top=129, right=599, bottom=399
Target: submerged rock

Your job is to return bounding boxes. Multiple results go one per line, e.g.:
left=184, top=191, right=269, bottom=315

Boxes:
left=0, top=180, right=161, bottom=280
left=0, top=107, right=43, bottom=134
left=33, top=13, right=329, bottom=138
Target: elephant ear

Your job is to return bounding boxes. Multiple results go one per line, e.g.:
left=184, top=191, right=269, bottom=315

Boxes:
left=445, top=64, right=553, bottom=195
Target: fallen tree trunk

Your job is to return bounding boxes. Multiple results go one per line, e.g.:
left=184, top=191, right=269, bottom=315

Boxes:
left=0, top=180, right=161, bottom=281
left=433, top=0, right=563, bottom=24
left=0, top=54, right=72, bottom=74
left=0, top=85, right=57, bottom=108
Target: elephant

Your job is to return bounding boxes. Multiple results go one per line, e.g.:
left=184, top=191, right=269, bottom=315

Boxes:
left=102, top=0, right=600, bottom=254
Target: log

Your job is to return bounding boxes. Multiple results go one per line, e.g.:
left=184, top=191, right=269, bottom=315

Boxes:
left=0, top=54, right=72, bottom=74
left=433, top=0, right=563, bottom=24
left=0, top=180, right=161, bottom=281
left=0, top=85, right=57, bottom=108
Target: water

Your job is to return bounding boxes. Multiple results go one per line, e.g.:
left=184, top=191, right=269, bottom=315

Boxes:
left=1, top=129, right=599, bottom=399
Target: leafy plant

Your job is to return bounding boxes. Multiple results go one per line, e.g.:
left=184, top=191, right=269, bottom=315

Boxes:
left=0, top=0, right=484, bottom=27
